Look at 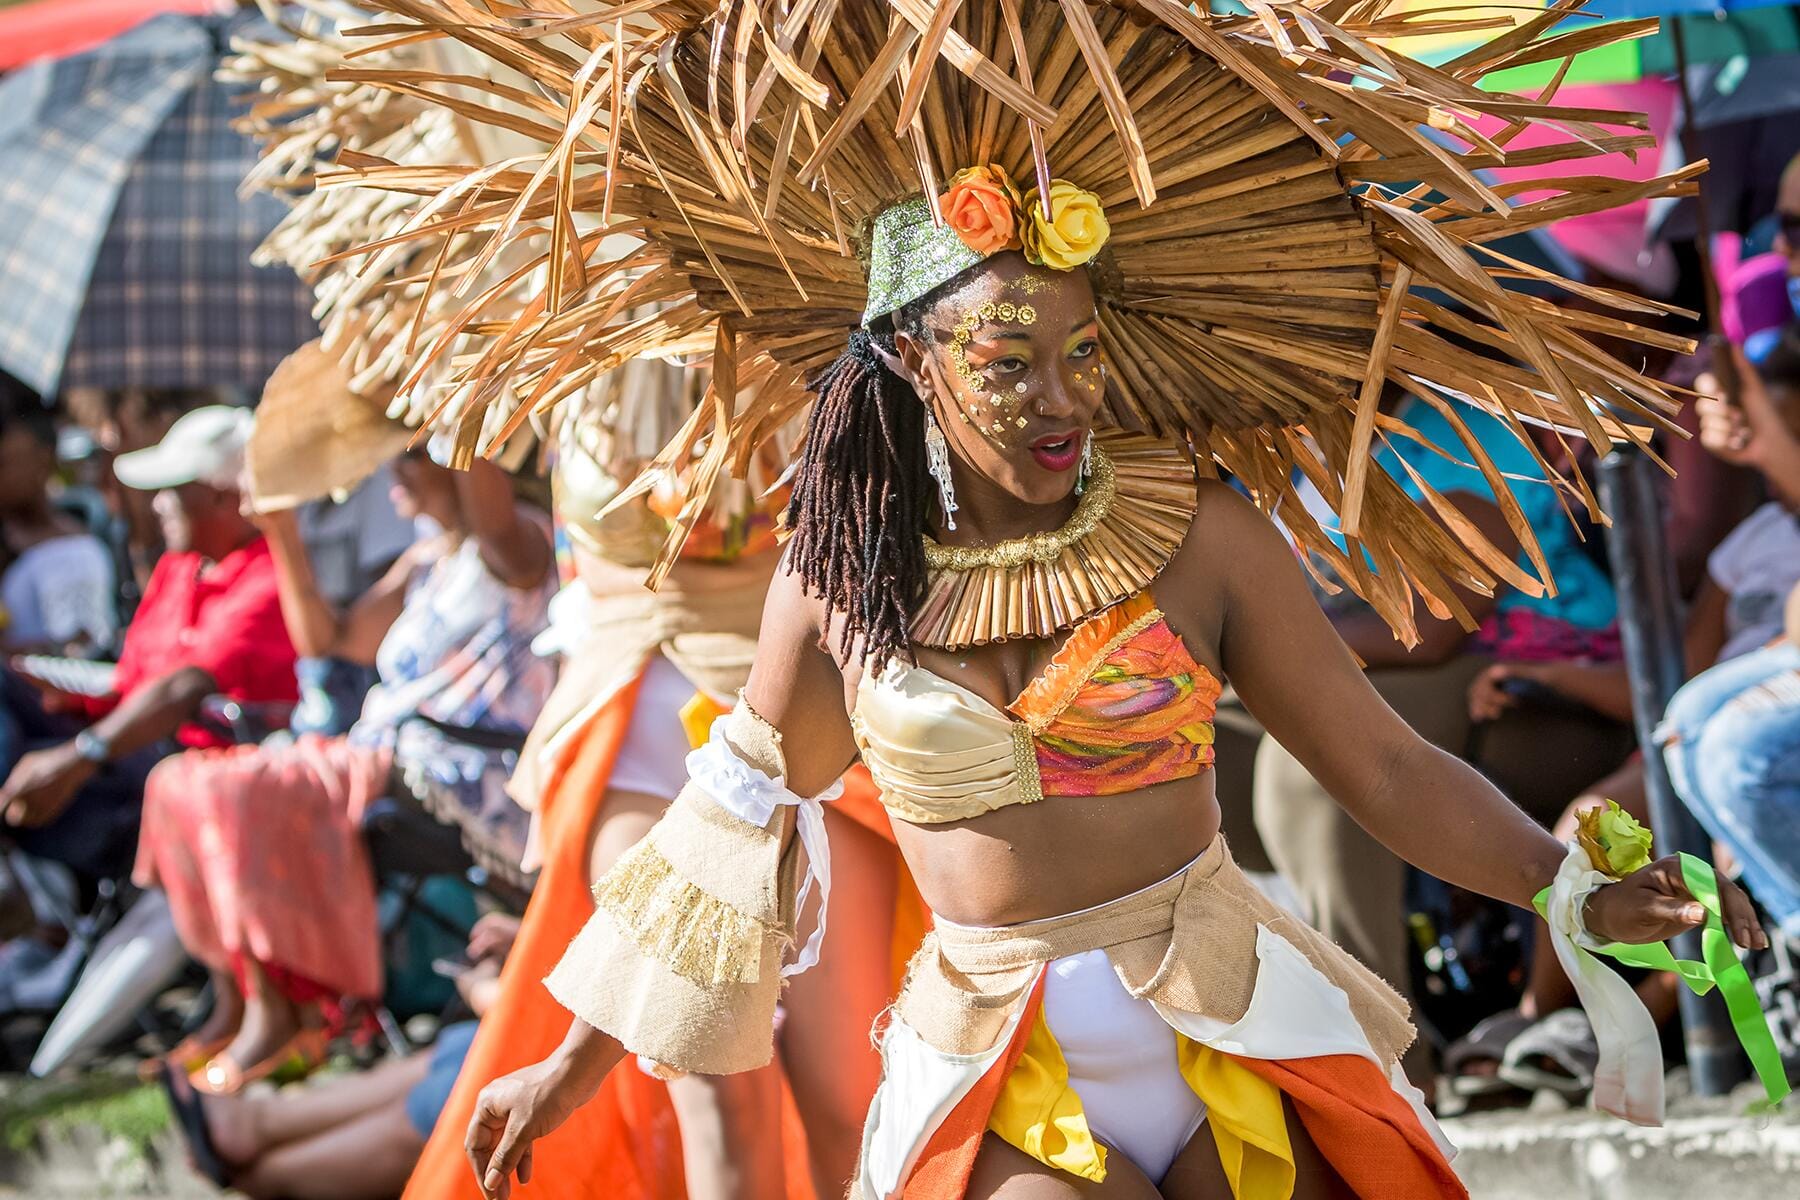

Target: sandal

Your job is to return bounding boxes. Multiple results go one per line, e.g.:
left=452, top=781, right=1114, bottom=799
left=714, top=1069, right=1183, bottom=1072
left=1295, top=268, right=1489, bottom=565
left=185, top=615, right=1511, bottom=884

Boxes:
left=138, top=1032, right=233, bottom=1083
left=156, top=1062, right=231, bottom=1189
left=1499, top=1008, right=1598, bottom=1096
left=193, top=1027, right=331, bottom=1096
left=1442, top=1010, right=1536, bottom=1098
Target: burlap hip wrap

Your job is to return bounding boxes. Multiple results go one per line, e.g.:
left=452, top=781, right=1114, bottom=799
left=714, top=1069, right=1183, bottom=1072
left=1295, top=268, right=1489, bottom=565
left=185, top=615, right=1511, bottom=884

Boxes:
left=893, top=835, right=1416, bottom=1068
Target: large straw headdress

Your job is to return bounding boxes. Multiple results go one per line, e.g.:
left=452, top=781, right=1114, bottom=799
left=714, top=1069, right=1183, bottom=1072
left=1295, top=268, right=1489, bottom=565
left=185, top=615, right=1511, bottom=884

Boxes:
left=300, top=0, right=1699, bottom=641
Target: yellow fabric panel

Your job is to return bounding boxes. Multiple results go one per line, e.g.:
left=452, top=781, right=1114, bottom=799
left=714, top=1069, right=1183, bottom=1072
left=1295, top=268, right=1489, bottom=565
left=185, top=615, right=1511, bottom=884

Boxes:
left=980, top=988, right=1296, bottom=1199
left=986, top=1004, right=1110, bottom=1183
left=1177, top=1038, right=1296, bottom=1200
left=678, top=689, right=729, bottom=749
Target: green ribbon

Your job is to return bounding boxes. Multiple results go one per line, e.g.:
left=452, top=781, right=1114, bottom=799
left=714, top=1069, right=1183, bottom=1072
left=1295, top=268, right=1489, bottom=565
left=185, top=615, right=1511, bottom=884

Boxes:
left=1534, top=852, right=1791, bottom=1106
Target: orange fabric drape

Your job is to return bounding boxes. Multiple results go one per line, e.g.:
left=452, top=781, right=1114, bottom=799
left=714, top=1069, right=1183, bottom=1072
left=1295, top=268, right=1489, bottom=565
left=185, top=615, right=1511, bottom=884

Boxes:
left=894, top=999, right=1465, bottom=1200
left=406, top=678, right=917, bottom=1200
left=405, top=676, right=694, bottom=1200
left=898, top=981, right=1045, bottom=1200
left=1233, top=1054, right=1467, bottom=1200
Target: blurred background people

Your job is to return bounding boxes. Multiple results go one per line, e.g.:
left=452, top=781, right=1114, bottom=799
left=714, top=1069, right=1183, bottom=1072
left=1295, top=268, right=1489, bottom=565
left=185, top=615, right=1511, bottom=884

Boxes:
left=1, top=405, right=294, bottom=885
left=0, top=375, right=116, bottom=658
left=134, top=439, right=553, bottom=1095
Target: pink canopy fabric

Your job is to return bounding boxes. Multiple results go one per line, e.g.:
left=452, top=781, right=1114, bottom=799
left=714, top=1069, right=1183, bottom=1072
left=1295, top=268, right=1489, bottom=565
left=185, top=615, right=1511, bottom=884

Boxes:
left=0, top=0, right=218, bottom=71
left=1474, top=79, right=1682, bottom=293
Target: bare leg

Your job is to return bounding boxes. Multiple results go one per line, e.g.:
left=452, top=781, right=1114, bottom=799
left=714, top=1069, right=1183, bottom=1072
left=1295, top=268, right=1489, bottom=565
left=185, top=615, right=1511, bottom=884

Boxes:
left=780, top=810, right=897, bottom=1200
left=587, top=786, right=787, bottom=1200
left=233, top=1099, right=426, bottom=1200
left=666, top=1070, right=789, bottom=1200
left=205, top=1052, right=432, bottom=1166
left=188, top=968, right=245, bottom=1048
left=1162, top=1100, right=1352, bottom=1200
left=966, top=1132, right=1159, bottom=1199
left=221, top=957, right=307, bottom=1073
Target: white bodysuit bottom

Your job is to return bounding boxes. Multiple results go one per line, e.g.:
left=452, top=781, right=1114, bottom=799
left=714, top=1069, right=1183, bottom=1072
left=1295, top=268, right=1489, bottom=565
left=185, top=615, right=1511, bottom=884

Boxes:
left=937, top=857, right=1213, bottom=1184
left=607, top=654, right=701, bottom=802
left=1042, top=948, right=1210, bottom=1183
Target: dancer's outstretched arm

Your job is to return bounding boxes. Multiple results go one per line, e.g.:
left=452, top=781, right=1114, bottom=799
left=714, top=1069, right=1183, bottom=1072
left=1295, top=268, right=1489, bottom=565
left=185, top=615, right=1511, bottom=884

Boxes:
left=1198, top=482, right=1766, bottom=949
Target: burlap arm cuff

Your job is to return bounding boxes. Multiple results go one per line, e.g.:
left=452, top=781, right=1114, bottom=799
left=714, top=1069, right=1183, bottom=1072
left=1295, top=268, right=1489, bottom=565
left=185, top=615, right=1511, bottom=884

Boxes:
left=543, top=702, right=800, bottom=1075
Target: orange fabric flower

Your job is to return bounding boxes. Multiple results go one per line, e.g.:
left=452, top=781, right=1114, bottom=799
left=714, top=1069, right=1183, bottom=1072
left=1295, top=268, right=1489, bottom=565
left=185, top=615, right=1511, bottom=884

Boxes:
left=941, top=165, right=1022, bottom=256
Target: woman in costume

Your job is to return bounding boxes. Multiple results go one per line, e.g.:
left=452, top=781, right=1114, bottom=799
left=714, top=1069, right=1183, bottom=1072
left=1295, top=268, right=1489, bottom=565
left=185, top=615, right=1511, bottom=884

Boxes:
left=300, top=3, right=1774, bottom=1197
left=404, top=374, right=924, bottom=1200
left=469, top=236, right=1763, bottom=1200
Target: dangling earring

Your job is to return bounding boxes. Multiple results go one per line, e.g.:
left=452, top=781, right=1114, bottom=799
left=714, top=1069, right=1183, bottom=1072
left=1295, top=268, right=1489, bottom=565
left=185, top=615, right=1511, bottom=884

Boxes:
left=1076, top=429, right=1094, bottom=495
left=924, top=409, right=959, bottom=530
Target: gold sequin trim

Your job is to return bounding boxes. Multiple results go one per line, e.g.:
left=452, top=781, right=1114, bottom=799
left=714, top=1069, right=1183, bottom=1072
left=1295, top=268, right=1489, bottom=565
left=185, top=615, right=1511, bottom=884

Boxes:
left=924, top=449, right=1116, bottom=571
left=592, top=837, right=774, bottom=986
left=1009, top=721, right=1044, bottom=805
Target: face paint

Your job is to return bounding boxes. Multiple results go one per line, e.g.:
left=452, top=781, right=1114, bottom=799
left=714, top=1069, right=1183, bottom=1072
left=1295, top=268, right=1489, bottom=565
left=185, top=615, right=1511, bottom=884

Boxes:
left=947, top=300, right=1038, bottom=433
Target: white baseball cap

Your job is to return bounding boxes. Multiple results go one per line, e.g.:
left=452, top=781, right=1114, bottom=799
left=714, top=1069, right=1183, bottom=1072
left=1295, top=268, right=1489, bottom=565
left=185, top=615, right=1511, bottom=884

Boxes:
left=113, top=405, right=255, bottom=492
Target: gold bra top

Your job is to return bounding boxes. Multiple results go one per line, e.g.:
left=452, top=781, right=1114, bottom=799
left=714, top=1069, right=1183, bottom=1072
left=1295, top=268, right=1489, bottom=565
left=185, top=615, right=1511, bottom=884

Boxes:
left=851, top=594, right=1221, bottom=825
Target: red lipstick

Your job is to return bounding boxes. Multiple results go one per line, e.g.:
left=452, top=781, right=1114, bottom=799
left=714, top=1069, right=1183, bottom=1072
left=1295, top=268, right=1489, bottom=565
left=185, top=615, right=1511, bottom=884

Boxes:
left=1028, top=430, right=1082, bottom=472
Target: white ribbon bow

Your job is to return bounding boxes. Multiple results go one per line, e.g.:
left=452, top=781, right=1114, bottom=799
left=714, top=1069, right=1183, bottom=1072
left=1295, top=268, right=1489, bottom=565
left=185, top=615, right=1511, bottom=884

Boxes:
left=686, top=723, right=843, bottom=979
left=1543, top=842, right=1666, bottom=1126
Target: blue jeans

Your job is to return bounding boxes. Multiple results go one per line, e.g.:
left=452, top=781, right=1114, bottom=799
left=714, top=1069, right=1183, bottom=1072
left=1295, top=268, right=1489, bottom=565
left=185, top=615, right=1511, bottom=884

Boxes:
left=1660, top=642, right=1800, bottom=938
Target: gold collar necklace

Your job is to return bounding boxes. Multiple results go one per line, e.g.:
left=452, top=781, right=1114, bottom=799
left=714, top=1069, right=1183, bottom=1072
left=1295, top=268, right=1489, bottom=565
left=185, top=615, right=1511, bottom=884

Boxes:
left=912, top=431, right=1199, bottom=649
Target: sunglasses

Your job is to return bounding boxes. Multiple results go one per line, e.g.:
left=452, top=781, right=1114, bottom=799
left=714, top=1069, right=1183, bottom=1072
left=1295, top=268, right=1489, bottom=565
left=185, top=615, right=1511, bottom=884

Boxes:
left=1780, top=211, right=1800, bottom=247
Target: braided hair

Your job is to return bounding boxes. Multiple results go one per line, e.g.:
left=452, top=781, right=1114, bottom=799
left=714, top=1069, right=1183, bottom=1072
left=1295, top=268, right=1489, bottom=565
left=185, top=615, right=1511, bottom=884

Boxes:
left=786, top=265, right=993, bottom=663
left=784, top=327, right=932, bottom=665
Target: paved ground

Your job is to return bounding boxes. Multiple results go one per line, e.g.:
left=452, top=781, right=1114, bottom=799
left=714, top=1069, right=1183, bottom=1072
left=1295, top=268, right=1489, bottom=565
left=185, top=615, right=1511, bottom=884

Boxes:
left=3, top=1069, right=1794, bottom=1198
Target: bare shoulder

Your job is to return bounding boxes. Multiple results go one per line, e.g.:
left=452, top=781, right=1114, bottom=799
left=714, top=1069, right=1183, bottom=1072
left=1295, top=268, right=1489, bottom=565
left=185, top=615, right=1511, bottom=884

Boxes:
left=744, top=554, right=845, bottom=709
left=743, top=554, right=859, bottom=789
left=758, top=554, right=830, bottom=638
left=1163, top=480, right=1291, bottom=598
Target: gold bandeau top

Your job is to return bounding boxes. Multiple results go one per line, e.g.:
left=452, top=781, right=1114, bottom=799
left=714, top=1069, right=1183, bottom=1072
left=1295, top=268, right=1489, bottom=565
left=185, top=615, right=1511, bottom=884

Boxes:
left=852, top=594, right=1221, bottom=825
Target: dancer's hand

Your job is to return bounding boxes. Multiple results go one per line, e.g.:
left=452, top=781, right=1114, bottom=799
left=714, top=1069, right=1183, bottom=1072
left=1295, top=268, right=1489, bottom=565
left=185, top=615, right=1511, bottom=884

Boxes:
left=1584, top=854, right=1767, bottom=951
left=467, top=1021, right=620, bottom=1199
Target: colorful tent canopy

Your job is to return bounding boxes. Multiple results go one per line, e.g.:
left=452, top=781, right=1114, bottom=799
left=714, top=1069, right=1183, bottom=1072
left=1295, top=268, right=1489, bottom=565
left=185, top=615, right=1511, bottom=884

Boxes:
left=1366, top=1, right=1800, bottom=90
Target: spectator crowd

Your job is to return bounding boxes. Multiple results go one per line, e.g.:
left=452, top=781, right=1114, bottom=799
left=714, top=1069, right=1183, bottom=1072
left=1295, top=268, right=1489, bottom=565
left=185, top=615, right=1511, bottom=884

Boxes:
left=1, top=146, right=1798, bottom=1200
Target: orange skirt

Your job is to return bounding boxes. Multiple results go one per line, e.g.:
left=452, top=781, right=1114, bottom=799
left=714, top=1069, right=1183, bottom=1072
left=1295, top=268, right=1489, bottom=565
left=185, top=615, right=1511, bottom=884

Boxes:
left=403, top=676, right=919, bottom=1200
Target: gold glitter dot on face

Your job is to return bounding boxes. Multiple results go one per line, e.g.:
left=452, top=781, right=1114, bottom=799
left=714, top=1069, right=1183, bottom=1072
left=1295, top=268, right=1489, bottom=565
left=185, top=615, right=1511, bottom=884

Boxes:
left=1015, top=417, right=1028, bottom=428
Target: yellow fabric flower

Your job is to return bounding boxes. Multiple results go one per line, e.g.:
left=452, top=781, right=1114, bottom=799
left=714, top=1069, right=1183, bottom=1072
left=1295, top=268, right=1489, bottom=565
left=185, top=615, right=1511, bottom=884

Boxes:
left=1021, top=180, right=1109, bottom=270
left=1575, top=800, right=1654, bottom=879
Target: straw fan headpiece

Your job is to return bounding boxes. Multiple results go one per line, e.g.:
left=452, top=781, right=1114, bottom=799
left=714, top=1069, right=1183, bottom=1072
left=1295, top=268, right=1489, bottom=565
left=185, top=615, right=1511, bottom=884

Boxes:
left=311, top=0, right=1701, bottom=640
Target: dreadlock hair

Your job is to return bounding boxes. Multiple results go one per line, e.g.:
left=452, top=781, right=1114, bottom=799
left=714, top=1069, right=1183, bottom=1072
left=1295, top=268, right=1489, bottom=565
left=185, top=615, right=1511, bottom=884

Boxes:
left=784, top=327, right=932, bottom=667
left=786, top=259, right=999, bottom=664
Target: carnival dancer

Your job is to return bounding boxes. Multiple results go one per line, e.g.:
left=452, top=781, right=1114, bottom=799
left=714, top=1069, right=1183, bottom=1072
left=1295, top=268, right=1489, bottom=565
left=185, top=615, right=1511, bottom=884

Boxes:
left=404, top=382, right=925, bottom=1200
left=299, top=3, right=1773, bottom=1197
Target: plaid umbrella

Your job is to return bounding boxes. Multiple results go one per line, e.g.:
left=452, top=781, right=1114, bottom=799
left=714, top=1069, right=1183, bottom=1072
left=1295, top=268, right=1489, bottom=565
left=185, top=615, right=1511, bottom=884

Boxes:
left=0, top=11, right=315, bottom=397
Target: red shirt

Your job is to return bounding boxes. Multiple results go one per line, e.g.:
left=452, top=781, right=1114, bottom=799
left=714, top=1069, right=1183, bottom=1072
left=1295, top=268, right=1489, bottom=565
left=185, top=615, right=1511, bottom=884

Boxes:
left=112, top=536, right=299, bottom=747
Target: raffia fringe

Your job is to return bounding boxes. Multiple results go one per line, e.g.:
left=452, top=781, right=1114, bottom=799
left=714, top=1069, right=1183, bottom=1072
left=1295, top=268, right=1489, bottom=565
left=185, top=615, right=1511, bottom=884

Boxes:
left=593, top=838, right=777, bottom=987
